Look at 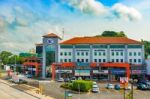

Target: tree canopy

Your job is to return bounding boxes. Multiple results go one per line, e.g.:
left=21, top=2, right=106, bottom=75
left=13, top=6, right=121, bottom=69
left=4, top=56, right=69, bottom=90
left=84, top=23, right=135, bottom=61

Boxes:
left=96, top=31, right=127, bottom=37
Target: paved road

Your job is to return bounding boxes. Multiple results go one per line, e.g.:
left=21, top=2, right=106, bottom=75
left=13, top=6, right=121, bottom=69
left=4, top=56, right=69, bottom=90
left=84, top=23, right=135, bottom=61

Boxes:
left=40, top=81, right=150, bottom=99
left=0, top=82, right=38, bottom=99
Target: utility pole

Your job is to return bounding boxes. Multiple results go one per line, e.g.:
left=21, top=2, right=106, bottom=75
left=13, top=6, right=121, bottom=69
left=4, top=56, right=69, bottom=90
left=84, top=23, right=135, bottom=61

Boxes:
left=15, top=55, right=16, bottom=72
left=131, top=65, right=133, bottom=99
left=62, top=28, right=65, bottom=40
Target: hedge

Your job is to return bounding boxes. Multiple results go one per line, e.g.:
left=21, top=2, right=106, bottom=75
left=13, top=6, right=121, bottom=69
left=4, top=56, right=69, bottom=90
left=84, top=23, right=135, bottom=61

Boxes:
left=72, top=80, right=93, bottom=92
left=60, top=83, right=72, bottom=89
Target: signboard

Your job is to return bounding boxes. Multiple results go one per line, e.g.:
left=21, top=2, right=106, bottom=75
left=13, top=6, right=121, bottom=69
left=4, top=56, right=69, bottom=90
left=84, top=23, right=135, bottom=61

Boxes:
left=120, top=77, right=128, bottom=88
left=131, top=70, right=146, bottom=74
left=56, top=70, right=72, bottom=73
left=12, top=74, right=19, bottom=83
left=47, top=39, right=54, bottom=44
left=75, top=70, right=90, bottom=76
left=93, top=70, right=108, bottom=74
left=28, top=68, right=36, bottom=71
left=111, top=69, right=125, bottom=74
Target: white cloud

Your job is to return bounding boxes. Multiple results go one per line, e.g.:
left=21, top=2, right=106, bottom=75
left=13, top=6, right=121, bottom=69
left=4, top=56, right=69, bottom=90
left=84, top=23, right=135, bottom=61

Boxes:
left=112, top=3, right=142, bottom=21
left=65, top=0, right=107, bottom=15
left=64, top=0, right=142, bottom=21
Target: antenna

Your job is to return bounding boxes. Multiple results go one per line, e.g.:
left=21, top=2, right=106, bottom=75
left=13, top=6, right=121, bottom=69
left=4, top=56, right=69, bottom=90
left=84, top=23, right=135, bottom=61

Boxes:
left=62, top=28, right=64, bottom=39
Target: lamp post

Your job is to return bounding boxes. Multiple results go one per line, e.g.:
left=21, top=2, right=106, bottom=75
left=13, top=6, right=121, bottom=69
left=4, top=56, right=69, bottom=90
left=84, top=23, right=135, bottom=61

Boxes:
left=131, top=64, right=133, bottom=99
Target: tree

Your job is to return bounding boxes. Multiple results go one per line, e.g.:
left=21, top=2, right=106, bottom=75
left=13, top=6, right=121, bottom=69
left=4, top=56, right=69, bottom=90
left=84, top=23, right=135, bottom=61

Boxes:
left=96, top=31, right=127, bottom=37
left=142, top=40, right=150, bottom=58
left=0, top=51, right=12, bottom=65
left=8, top=55, right=23, bottom=64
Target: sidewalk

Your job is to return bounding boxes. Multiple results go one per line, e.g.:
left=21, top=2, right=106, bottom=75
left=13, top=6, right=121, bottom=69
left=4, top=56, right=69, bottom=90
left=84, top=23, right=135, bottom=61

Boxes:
left=0, top=79, right=55, bottom=99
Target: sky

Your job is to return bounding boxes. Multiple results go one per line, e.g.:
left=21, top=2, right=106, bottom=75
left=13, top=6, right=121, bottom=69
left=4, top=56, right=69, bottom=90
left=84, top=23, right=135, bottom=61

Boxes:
left=0, top=0, right=150, bottom=54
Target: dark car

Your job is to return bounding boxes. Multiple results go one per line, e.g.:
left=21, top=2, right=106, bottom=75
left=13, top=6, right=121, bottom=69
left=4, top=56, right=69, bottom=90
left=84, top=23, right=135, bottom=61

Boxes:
left=145, top=82, right=150, bottom=90
left=115, top=84, right=121, bottom=90
left=137, top=83, right=147, bottom=90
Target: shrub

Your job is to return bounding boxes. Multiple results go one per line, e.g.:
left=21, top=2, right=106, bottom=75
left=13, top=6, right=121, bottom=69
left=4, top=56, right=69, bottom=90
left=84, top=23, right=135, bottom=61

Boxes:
left=72, top=80, right=93, bottom=92
left=60, top=83, right=72, bottom=89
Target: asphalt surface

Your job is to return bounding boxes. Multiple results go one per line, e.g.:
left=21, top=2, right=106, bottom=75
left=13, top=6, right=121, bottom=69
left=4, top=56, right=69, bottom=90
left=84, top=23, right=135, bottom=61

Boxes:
left=40, top=81, right=150, bottom=99
left=0, top=82, right=38, bottom=99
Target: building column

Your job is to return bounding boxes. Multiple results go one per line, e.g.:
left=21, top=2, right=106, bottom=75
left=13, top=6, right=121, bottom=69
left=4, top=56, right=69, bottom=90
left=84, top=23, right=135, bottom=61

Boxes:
left=73, top=45, right=76, bottom=62
left=42, top=45, right=46, bottom=79
left=107, top=45, right=110, bottom=62
left=125, top=45, right=128, bottom=63
left=142, top=45, right=145, bottom=64
left=90, top=44, right=93, bottom=63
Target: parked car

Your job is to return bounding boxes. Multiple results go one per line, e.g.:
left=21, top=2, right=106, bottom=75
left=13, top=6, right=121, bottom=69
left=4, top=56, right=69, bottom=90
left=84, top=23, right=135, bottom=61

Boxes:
left=93, top=82, right=97, bottom=85
left=71, top=77, right=76, bottom=82
left=64, top=78, right=70, bottom=82
left=106, top=84, right=114, bottom=89
left=92, top=83, right=99, bottom=93
left=25, top=74, right=32, bottom=78
left=144, top=82, right=150, bottom=90
left=115, top=84, right=120, bottom=90
left=137, top=83, right=147, bottom=90
left=78, top=77, right=82, bottom=80
left=57, top=78, right=64, bottom=82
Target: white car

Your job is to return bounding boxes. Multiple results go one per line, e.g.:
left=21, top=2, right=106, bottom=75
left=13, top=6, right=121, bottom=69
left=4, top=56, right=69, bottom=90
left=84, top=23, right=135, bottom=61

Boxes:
left=93, top=82, right=97, bottom=85
left=57, top=78, right=64, bottom=82
left=92, top=84, right=100, bottom=93
left=106, top=84, right=114, bottom=89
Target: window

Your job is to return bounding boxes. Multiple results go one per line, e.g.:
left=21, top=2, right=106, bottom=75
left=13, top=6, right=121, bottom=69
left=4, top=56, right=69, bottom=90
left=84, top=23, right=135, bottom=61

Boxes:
left=112, top=59, right=114, bottom=62
left=69, top=52, right=71, bottom=56
left=121, top=52, right=123, bottom=56
left=116, top=59, right=119, bottom=62
left=120, top=59, right=123, bottom=62
left=77, top=59, right=80, bottom=62
left=138, top=52, right=141, bottom=56
left=129, top=52, right=132, bottom=56
left=69, top=59, right=71, bottom=62
left=81, top=59, right=84, bottom=62
left=103, top=59, right=106, bottom=62
left=64, top=59, right=67, bottom=62
left=94, top=52, right=97, bottom=56
left=134, top=59, right=136, bottom=63
left=94, top=59, right=97, bottom=62
left=86, top=59, right=89, bottom=62
left=99, top=59, right=101, bottom=62
left=134, top=52, right=136, bottom=56
left=103, top=52, right=106, bottom=56
left=112, top=52, right=114, bottom=56
left=129, top=59, right=132, bottom=63
left=138, top=59, right=141, bottom=63
left=81, top=52, right=84, bottom=56
left=60, top=52, right=63, bottom=56
left=60, top=59, right=63, bottom=62
left=99, top=52, right=101, bottom=56
left=77, top=52, right=80, bottom=56
left=116, top=52, right=119, bottom=56
left=64, top=52, right=67, bottom=56
left=86, top=52, right=88, bottom=56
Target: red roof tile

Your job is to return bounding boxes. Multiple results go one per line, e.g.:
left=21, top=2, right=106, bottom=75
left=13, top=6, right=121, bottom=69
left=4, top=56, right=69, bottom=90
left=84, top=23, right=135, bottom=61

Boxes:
left=43, top=33, right=61, bottom=39
left=60, top=37, right=142, bottom=44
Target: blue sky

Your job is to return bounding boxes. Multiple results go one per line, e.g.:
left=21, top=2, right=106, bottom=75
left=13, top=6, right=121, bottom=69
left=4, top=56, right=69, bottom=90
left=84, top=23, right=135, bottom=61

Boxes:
left=0, top=0, right=150, bottom=53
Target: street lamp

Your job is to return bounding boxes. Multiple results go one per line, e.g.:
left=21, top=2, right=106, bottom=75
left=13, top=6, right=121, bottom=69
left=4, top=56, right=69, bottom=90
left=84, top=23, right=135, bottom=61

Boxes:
left=130, top=64, right=133, bottom=99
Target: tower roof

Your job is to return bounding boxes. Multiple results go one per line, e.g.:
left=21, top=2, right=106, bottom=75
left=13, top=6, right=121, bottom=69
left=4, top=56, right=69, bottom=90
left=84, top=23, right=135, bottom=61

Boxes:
left=42, top=33, right=61, bottom=39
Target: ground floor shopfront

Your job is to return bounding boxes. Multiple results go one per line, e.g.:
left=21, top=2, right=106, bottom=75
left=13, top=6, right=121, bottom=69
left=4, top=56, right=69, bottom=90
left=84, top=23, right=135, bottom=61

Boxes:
left=52, top=62, right=146, bottom=81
